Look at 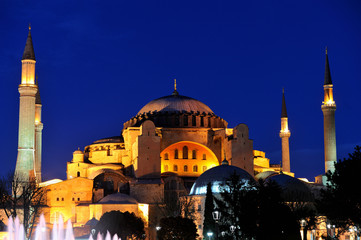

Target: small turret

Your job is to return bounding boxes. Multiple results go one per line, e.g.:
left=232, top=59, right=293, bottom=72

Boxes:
left=72, top=148, right=84, bottom=163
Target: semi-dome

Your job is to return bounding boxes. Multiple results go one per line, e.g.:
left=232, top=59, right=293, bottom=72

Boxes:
left=265, top=174, right=314, bottom=202
left=189, top=162, right=255, bottom=195
left=137, top=94, right=214, bottom=116
left=123, top=91, right=228, bottom=129
left=99, top=193, right=138, bottom=204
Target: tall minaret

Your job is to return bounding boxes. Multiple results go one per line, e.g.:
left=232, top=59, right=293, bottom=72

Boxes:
left=321, top=47, right=337, bottom=173
left=35, top=76, right=43, bottom=182
left=15, top=26, right=38, bottom=181
left=279, top=89, right=291, bottom=172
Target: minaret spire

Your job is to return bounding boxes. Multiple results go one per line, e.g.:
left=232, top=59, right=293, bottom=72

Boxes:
left=16, top=27, right=39, bottom=182
left=324, top=47, right=332, bottom=85
left=279, top=89, right=291, bottom=173
left=322, top=47, right=337, bottom=175
left=22, top=25, right=36, bottom=61
left=34, top=75, right=43, bottom=182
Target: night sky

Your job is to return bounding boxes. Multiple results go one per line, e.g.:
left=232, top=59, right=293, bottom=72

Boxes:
left=1, top=0, right=360, bottom=181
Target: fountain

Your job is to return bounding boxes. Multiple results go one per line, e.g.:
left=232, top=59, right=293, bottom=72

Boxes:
left=6, top=215, right=119, bottom=240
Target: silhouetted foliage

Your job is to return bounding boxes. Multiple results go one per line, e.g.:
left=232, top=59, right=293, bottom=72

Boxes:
left=0, top=172, right=46, bottom=239
left=203, top=182, right=215, bottom=239
left=318, top=145, right=361, bottom=236
left=95, top=211, right=145, bottom=240
left=214, top=173, right=302, bottom=240
left=158, top=216, right=198, bottom=240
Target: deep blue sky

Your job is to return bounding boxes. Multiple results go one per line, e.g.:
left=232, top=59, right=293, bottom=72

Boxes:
left=0, top=0, right=360, bottom=181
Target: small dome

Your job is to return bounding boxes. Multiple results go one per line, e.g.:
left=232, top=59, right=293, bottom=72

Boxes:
left=189, top=164, right=255, bottom=195
left=99, top=193, right=138, bottom=205
left=73, top=149, right=83, bottom=154
left=266, top=174, right=314, bottom=202
left=137, top=94, right=214, bottom=116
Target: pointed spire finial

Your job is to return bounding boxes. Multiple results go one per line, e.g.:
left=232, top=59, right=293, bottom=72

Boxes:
left=172, top=78, right=179, bottom=96
left=324, top=47, right=332, bottom=85
left=281, top=89, right=288, bottom=118
left=22, top=25, right=36, bottom=60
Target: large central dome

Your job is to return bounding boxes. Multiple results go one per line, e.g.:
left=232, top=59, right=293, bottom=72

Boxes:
left=123, top=91, right=227, bottom=129
left=137, top=94, right=214, bottom=116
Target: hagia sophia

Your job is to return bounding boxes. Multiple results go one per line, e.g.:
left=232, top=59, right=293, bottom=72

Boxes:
left=7, top=27, right=341, bottom=240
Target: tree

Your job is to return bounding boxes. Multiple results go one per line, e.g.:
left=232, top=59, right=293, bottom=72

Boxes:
left=158, top=216, right=198, bottom=240
left=318, top=145, right=361, bottom=236
left=215, top=173, right=302, bottom=240
left=203, top=182, right=215, bottom=239
left=95, top=211, right=145, bottom=240
left=0, top=172, right=46, bottom=239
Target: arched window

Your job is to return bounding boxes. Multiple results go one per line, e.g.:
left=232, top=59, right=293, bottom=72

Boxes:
left=193, top=165, right=198, bottom=172
left=184, top=165, right=188, bottom=172
left=183, top=146, right=188, bottom=159
left=192, top=150, right=197, bottom=159
left=175, top=116, right=180, bottom=126
left=173, top=165, right=178, bottom=171
left=183, top=115, right=188, bottom=126
left=200, top=116, right=204, bottom=127
left=202, top=154, right=207, bottom=160
left=164, top=153, right=169, bottom=160
left=77, top=171, right=80, bottom=177
left=174, top=149, right=179, bottom=159
left=192, top=115, right=196, bottom=126
left=164, top=165, right=169, bottom=171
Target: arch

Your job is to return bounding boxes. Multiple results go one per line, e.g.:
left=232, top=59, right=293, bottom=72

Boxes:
left=174, top=149, right=179, bottom=159
left=193, top=165, right=198, bottom=172
left=164, top=153, right=169, bottom=160
left=184, top=165, right=188, bottom=172
left=183, top=146, right=188, bottom=159
left=192, top=150, right=197, bottom=159
left=88, top=168, right=127, bottom=181
left=160, top=141, right=219, bottom=177
left=173, top=165, right=178, bottom=171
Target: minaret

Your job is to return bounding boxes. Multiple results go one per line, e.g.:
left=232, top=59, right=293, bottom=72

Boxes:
left=279, top=89, right=291, bottom=172
left=321, top=47, right=337, bottom=173
left=35, top=76, right=43, bottom=182
left=15, top=26, right=38, bottom=181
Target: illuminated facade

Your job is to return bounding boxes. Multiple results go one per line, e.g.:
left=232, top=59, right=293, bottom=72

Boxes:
left=11, top=29, right=340, bottom=240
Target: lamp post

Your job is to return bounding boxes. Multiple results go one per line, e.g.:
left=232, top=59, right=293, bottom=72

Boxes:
left=156, top=226, right=161, bottom=240
left=230, top=225, right=236, bottom=240
left=212, top=210, right=221, bottom=240
left=207, top=232, right=213, bottom=240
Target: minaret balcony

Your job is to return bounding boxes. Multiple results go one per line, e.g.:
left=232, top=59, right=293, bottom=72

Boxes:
left=322, top=101, right=336, bottom=110
left=279, top=130, right=291, bottom=138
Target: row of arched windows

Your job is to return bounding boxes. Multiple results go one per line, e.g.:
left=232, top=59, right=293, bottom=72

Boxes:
left=164, top=164, right=207, bottom=173
left=163, top=147, right=207, bottom=160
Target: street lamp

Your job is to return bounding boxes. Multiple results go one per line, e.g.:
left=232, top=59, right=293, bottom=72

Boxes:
left=230, top=225, right=236, bottom=233
left=207, top=232, right=213, bottom=240
left=212, top=210, right=221, bottom=240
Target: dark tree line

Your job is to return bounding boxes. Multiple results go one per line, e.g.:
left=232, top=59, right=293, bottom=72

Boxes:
left=318, top=145, right=361, bottom=237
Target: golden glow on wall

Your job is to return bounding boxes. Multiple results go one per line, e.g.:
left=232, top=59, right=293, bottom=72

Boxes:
left=138, top=203, right=149, bottom=227
left=161, top=141, right=219, bottom=177
left=21, top=60, right=36, bottom=85
left=323, top=85, right=336, bottom=107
